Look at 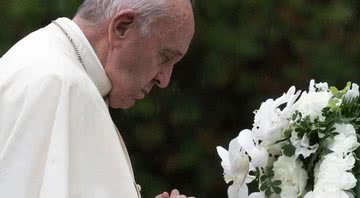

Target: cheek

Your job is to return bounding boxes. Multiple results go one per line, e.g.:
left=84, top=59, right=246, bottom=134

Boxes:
left=125, top=58, right=159, bottom=87
left=105, top=48, right=159, bottom=93
left=105, top=64, right=144, bottom=103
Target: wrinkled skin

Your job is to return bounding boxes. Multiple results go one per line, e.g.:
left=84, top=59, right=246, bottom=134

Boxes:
left=102, top=0, right=195, bottom=109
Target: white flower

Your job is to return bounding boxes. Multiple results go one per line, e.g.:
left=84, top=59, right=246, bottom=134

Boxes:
left=309, top=123, right=359, bottom=197
left=218, top=130, right=270, bottom=198
left=252, top=86, right=300, bottom=149
left=272, top=156, right=308, bottom=197
left=314, top=81, right=329, bottom=92
left=227, top=182, right=248, bottom=198
left=248, top=192, right=265, bottom=198
left=290, top=132, right=318, bottom=158
left=335, top=123, right=357, bottom=136
left=329, top=133, right=359, bottom=154
left=294, top=80, right=332, bottom=121
left=218, top=81, right=360, bottom=198
left=304, top=190, right=354, bottom=198
left=315, top=153, right=357, bottom=190
left=328, top=124, right=360, bottom=154
left=228, top=183, right=265, bottom=198
left=280, top=185, right=298, bottom=198
left=217, top=139, right=250, bottom=185
left=308, top=80, right=329, bottom=92
left=237, top=129, right=269, bottom=168
left=344, top=83, right=359, bottom=101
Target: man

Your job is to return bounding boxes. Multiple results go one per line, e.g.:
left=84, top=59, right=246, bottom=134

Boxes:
left=0, top=0, right=195, bottom=197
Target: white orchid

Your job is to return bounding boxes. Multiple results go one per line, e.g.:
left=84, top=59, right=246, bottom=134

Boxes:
left=227, top=182, right=265, bottom=198
left=217, top=141, right=259, bottom=198
left=217, top=138, right=250, bottom=185
left=252, top=86, right=300, bottom=149
left=237, top=129, right=269, bottom=168
left=217, top=129, right=270, bottom=198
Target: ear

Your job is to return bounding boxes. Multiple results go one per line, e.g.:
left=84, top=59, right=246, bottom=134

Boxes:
left=108, top=9, right=136, bottom=44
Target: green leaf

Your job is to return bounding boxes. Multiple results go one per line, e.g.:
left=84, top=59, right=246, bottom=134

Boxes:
left=260, top=175, right=267, bottom=181
left=328, top=98, right=338, bottom=109
left=283, top=143, right=296, bottom=157
left=330, top=86, right=339, bottom=95
left=273, top=186, right=282, bottom=194
left=273, top=180, right=282, bottom=186
left=284, top=129, right=292, bottom=139
left=265, top=188, right=272, bottom=197
left=260, top=184, right=267, bottom=191
left=340, top=81, right=352, bottom=94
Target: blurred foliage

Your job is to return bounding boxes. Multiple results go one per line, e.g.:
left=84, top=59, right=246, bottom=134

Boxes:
left=1, top=0, right=359, bottom=197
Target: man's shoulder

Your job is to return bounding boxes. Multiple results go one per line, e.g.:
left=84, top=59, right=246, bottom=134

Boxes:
left=0, top=25, right=90, bottom=85
left=0, top=60, right=90, bottom=100
left=0, top=22, right=102, bottom=100
left=1, top=22, right=79, bottom=69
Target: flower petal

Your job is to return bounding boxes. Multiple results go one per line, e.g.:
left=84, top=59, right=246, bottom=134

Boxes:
left=216, top=146, right=230, bottom=171
left=237, top=129, right=268, bottom=167
left=248, top=192, right=265, bottom=198
left=228, top=183, right=249, bottom=198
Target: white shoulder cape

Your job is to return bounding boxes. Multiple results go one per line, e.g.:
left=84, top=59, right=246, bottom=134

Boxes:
left=0, top=18, right=141, bottom=198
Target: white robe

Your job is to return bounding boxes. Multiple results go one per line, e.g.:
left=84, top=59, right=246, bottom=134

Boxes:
left=0, top=18, right=141, bottom=198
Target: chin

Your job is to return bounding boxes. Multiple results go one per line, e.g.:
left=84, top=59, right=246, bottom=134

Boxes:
left=109, top=98, right=135, bottom=109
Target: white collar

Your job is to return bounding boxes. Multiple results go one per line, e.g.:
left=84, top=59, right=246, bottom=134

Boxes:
left=54, top=17, right=112, bottom=97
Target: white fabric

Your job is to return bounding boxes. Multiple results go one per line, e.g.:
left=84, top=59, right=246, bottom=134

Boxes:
left=0, top=17, right=140, bottom=198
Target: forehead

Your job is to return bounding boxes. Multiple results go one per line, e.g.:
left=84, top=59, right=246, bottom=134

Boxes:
left=150, top=2, right=195, bottom=50
left=165, top=0, right=194, bottom=33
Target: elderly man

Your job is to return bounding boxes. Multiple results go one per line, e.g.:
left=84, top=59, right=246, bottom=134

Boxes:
left=0, top=0, right=195, bottom=198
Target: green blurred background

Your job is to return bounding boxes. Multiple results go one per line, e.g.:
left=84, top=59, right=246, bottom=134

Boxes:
left=0, top=0, right=359, bottom=197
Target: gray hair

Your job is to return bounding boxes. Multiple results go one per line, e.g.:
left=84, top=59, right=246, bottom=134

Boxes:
left=76, top=0, right=191, bottom=35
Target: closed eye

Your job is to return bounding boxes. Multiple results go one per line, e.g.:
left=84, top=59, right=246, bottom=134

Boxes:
left=160, top=53, right=173, bottom=64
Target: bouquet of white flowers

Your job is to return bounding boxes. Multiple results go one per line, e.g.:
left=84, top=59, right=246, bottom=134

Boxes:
left=217, top=80, right=360, bottom=198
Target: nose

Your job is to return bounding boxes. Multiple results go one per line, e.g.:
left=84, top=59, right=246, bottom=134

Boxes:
left=154, top=65, right=174, bottom=88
